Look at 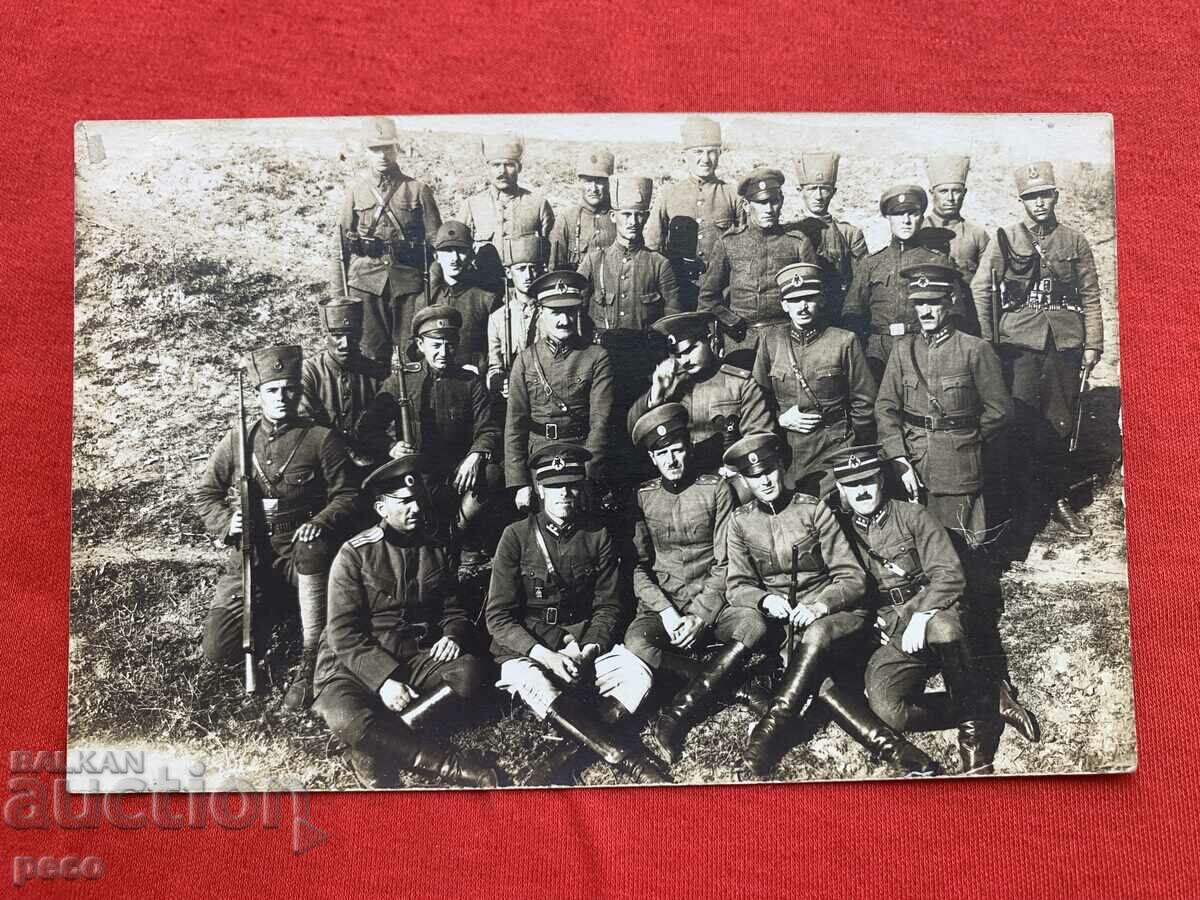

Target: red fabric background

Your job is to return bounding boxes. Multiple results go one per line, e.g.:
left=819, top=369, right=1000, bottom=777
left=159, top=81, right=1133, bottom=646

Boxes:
left=1, top=1, right=1193, bottom=896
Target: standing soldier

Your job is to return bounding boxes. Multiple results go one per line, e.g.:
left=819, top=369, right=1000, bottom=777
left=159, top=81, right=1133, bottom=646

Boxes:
left=487, top=235, right=547, bottom=398
left=312, top=456, right=499, bottom=788
left=644, top=115, right=739, bottom=312
left=970, top=162, right=1104, bottom=538
left=355, top=306, right=502, bottom=563
left=458, top=133, right=554, bottom=294
left=429, top=221, right=498, bottom=375
left=829, top=445, right=1036, bottom=776
left=486, top=443, right=668, bottom=785
left=698, top=167, right=817, bottom=369
left=333, top=116, right=442, bottom=372
left=300, top=298, right=390, bottom=468
left=723, top=432, right=941, bottom=777
left=792, top=152, right=869, bottom=324
left=627, top=311, right=774, bottom=477
left=842, top=185, right=967, bottom=383
left=578, top=175, right=681, bottom=480
left=753, top=263, right=876, bottom=497
left=504, top=271, right=614, bottom=512
left=549, top=146, right=617, bottom=271
left=924, top=156, right=990, bottom=335
left=875, top=261, right=1013, bottom=550
left=624, top=404, right=770, bottom=763
left=195, top=345, right=361, bottom=709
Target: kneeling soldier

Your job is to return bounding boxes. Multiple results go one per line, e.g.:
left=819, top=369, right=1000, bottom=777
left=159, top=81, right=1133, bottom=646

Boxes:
left=312, top=456, right=499, bottom=788
left=830, top=445, right=1033, bottom=774
left=624, top=404, right=770, bottom=763
left=486, top=443, right=668, bottom=785
left=724, top=432, right=941, bottom=777
left=356, top=305, right=502, bottom=562
left=194, top=345, right=360, bottom=709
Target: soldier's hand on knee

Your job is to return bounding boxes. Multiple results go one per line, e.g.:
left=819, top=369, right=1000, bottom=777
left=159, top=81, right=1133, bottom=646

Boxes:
left=515, top=486, right=533, bottom=511
left=659, top=606, right=685, bottom=638
left=789, top=603, right=818, bottom=628
left=675, top=614, right=705, bottom=650
left=453, top=452, right=482, bottom=494
left=226, top=511, right=243, bottom=539
left=379, top=678, right=419, bottom=712
left=532, top=645, right=580, bottom=684
left=901, top=611, right=935, bottom=654
left=429, top=636, right=462, bottom=662
left=292, top=523, right=323, bottom=544
left=762, top=594, right=793, bottom=620
left=895, top=457, right=922, bottom=501
left=578, top=643, right=600, bottom=662
left=389, top=440, right=418, bottom=459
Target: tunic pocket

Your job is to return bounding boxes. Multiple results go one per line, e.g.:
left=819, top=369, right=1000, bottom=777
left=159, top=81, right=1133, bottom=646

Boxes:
left=939, top=372, right=976, bottom=415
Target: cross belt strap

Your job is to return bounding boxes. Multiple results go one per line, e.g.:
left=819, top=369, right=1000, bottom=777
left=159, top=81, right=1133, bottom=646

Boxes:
left=529, top=344, right=590, bottom=428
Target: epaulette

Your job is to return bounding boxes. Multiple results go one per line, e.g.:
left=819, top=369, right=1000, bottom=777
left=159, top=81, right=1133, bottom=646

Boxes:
left=638, top=477, right=661, bottom=492
left=732, top=498, right=756, bottom=516
left=348, top=525, right=384, bottom=547
left=869, top=245, right=888, bottom=257
left=719, top=363, right=752, bottom=380
left=723, top=222, right=746, bottom=236
left=790, top=491, right=818, bottom=505
left=695, top=473, right=722, bottom=485
left=401, top=361, right=423, bottom=373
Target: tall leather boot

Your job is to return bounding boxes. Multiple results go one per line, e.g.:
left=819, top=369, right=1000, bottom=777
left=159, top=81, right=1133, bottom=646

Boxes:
left=661, top=650, right=769, bottom=716
left=652, top=641, right=751, bottom=763
left=283, top=572, right=327, bottom=710
left=744, top=642, right=824, bottom=777
left=998, top=680, right=1041, bottom=743
left=521, top=696, right=629, bottom=788
left=939, top=642, right=1004, bottom=775
left=282, top=646, right=319, bottom=711
left=817, top=682, right=943, bottom=777
left=348, top=719, right=499, bottom=789
left=541, top=694, right=669, bottom=785
left=399, top=684, right=457, bottom=730
left=1052, top=498, right=1093, bottom=537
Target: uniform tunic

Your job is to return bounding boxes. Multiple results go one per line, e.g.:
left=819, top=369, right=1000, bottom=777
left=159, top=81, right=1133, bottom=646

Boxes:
left=549, top=203, right=616, bottom=271
left=644, top=175, right=739, bottom=272
left=312, top=523, right=488, bottom=747
left=626, top=364, right=774, bottom=476
left=458, top=186, right=554, bottom=289
left=698, top=223, right=817, bottom=357
left=925, top=211, right=990, bottom=287
left=194, top=416, right=360, bottom=662
left=504, top=337, right=614, bottom=487
left=299, top=350, right=388, bottom=463
left=485, top=513, right=621, bottom=662
left=875, top=325, right=1012, bottom=542
left=431, top=278, right=499, bottom=374
left=794, top=214, right=869, bottom=323
left=752, top=324, right=876, bottom=490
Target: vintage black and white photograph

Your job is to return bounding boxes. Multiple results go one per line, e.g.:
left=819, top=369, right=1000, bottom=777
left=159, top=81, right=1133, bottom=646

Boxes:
left=71, top=112, right=1132, bottom=791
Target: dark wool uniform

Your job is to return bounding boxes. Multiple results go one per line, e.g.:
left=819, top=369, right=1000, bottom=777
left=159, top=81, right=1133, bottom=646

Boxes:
left=698, top=222, right=817, bottom=360
left=300, top=350, right=388, bottom=464
left=752, top=323, right=876, bottom=494
left=970, top=204, right=1103, bottom=503
left=458, top=186, right=554, bottom=290
left=726, top=488, right=870, bottom=648
left=504, top=336, right=614, bottom=488
left=194, top=416, right=361, bottom=663
left=312, top=523, right=489, bottom=748
left=875, top=324, right=1012, bottom=546
left=645, top=175, right=739, bottom=310
left=549, top=204, right=617, bottom=271
left=335, top=168, right=441, bottom=368
left=846, top=499, right=969, bottom=729
left=626, top=363, right=774, bottom=475
left=625, top=472, right=767, bottom=667
left=794, top=215, right=869, bottom=324
left=430, top=277, right=499, bottom=375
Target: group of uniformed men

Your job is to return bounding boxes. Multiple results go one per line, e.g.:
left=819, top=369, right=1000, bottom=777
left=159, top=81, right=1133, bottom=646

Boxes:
left=195, top=114, right=1103, bottom=788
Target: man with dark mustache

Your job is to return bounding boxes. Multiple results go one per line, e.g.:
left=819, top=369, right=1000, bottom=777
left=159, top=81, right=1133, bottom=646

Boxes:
left=829, top=444, right=1036, bottom=775
left=549, top=146, right=617, bottom=271
left=875, top=259, right=1013, bottom=551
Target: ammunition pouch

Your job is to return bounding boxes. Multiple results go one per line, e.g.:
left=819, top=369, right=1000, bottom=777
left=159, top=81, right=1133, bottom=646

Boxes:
left=346, top=232, right=426, bottom=269
left=261, top=501, right=320, bottom=537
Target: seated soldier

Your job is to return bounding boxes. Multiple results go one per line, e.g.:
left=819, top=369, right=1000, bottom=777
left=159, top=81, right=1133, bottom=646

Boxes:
left=724, top=432, right=941, bottom=777
left=431, top=221, right=499, bottom=375
left=194, top=345, right=360, bottom=709
left=355, top=305, right=502, bottom=564
left=830, top=444, right=1039, bottom=775
left=623, top=404, right=770, bottom=764
left=485, top=443, right=669, bottom=785
left=312, top=456, right=499, bottom=788
left=300, top=297, right=390, bottom=469
left=753, top=263, right=876, bottom=497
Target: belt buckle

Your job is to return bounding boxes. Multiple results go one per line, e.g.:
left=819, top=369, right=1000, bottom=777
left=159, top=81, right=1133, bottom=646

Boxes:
left=888, top=587, right=906, bottom=606
left=544, top=607, right=559, bottom=626
left=410, top=623, right=430, bottom=645
left=889, top=323, right=906, bottom=337
left=544, top=423, right=559, bottom=440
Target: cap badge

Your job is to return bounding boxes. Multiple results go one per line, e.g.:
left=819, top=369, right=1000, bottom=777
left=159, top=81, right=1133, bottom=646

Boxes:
left=748, top=451, right=759, bottom=465
left=552, top=456, right=565, bottom=471
left=759, top=181, right=767, bottom=190
left=656, top=424, right=667, bottom=436
left=915, top=275, right=930, bottom=288
left=1027, top=165, right=1041, bottom=180
left=815, top=169, right=825, bottom=180
left=273, top=359, right=283, bottom=370
left=404, top=474, right=416, bottom=487
left=899, top=193, right=907, bottom=203
left=789, top=273, right=803, bottom=288
left=436, top=318, right=449, bottom=328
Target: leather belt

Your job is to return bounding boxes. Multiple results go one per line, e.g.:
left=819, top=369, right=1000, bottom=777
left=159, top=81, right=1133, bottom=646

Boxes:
left=870, top=322, right=920, bottom=336
left=816, top=406, right=848, bottom=428
left=881, top=582, right=925, bottom=607
left=529, top=420, right=587, bottom=440
left=263, top=505, right=319, bottom=536
left=902, top=411, right=980, bottom=431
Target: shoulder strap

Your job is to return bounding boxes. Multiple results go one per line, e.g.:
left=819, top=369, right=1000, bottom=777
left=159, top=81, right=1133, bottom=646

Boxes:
left=366, top=180, right=405, bottom=238
left=905, top=339, right=945, bottom=416
left=531, top=518, right=563, bottom=588
left=528, top=344, right=588, bottom=425
left=783, top=334, right=827, bottom=413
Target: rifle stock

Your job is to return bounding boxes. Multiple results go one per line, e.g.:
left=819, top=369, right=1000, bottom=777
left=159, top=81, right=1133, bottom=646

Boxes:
left=396, top=370, right=417, bottom=447
left=237, top=370, right=258, bottom=694
left=783, top=542, right=800, bottom=669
